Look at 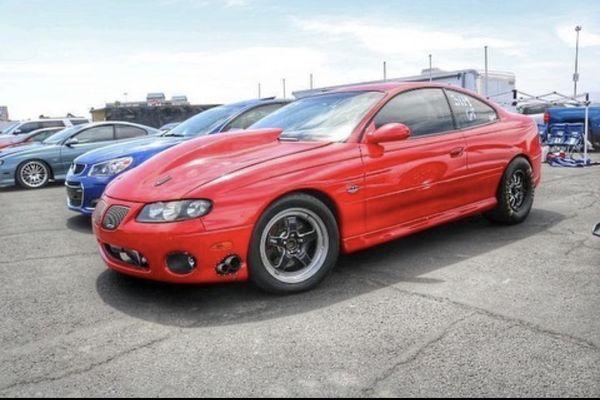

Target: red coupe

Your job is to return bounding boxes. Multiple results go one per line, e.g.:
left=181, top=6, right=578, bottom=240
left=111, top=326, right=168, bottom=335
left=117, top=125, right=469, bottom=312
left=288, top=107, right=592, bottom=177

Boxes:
left=93, top=83, right=542, bottom=294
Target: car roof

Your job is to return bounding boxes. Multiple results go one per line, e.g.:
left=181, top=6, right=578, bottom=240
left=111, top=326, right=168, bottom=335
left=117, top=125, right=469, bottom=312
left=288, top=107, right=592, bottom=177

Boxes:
left=225, top=97, right=291, bottom=109
left=333, top=81, right=456, bottom=94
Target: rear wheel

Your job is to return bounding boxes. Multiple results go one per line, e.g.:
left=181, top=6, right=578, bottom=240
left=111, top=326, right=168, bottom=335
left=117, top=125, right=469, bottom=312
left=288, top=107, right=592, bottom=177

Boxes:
left=249, top=194, right=339, bottom=294
left=485, top=157, right=535, bottom=225
left=16, top=160, right=51, bottom=189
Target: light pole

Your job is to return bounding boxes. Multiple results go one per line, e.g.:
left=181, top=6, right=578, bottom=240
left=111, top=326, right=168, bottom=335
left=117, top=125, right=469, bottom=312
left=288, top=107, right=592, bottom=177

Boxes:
left=484, top=46, right=489, bottom=98
left=282, top=78, right=287, bottom=99
left=574, top=26, right=582, bottom=98
left=428, top=54, right=432, bottom=82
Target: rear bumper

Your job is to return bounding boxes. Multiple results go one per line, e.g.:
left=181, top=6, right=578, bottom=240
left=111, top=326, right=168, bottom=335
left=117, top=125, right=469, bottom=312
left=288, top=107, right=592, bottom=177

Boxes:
left=93, top=196, right=253, bottom=284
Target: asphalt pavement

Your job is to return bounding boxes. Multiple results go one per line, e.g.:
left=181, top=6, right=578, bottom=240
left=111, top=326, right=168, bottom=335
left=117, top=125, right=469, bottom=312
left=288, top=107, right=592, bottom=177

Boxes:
left=0, top=163, right=599, bottom=397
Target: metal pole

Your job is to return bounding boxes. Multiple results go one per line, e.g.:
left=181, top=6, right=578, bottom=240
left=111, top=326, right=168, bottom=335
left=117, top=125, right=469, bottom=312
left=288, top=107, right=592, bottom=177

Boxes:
left=282, top=78, right=286, bottom=99
left=484, top=46, right=489, bottom=98
left=584, top=93, right=590, bottom=162
left=429, top=54, right=432, bottom=82
left=310, top=73, right=314, bottom=90
left=574, top=26, right=582, bottom=98
left=384, top=61, right=387, bottom=81
left=258, top=83, right=261, bottom=99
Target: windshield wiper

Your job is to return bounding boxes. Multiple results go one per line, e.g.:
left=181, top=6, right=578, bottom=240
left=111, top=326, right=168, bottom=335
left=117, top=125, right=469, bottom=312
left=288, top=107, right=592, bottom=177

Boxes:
left=279, top=137, right=300, bottom=142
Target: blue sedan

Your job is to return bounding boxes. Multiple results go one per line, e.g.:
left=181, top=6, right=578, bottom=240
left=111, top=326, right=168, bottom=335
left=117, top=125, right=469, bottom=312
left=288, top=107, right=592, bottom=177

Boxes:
left=0, top=122, right=159, bottom=190
left=65, top=98, right=289, bottom=215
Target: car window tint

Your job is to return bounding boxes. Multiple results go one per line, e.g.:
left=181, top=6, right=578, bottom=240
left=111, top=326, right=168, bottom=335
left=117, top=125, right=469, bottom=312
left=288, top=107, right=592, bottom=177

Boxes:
left=31, top=131, right=54, bottom=142
left=446, top=90, right=498, bottom=129
left=75, top=125, right=114, bottom=144
left=41, top=120, right=65, bottom=128
left=374, top=88, right=455, bottom=136
left=226, top=104, right=286, bottom=131
left=115, top=125, right=147, bottom=140
left=17, top=122, right=42, bottom=134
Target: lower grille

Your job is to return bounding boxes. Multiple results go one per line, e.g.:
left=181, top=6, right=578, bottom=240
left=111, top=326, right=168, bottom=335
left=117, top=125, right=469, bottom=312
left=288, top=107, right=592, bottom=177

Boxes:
left=102, top=205, right=130, bottom=230
left=66, top=183, right=83, bottom=207
left=104, top=244, right=148, bottom=269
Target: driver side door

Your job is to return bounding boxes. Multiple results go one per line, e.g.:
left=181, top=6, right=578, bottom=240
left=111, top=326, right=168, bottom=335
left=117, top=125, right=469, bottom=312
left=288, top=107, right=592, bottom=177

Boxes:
left=361, top=88, right=469, bottom=236
left=58, top=125, right=116, bottom=175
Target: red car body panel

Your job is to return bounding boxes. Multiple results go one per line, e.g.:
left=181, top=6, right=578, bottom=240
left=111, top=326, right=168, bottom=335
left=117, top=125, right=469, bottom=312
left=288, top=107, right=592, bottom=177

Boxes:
left=0, top=135, right=30, bottom=149
left=94, top=83, right=542, bottom=284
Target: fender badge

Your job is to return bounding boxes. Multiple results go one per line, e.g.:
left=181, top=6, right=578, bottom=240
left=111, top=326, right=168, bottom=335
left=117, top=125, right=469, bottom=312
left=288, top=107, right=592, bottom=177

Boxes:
left=155, top=176, right=172, bottom=187
left=347, top=184, right=360, bottom=194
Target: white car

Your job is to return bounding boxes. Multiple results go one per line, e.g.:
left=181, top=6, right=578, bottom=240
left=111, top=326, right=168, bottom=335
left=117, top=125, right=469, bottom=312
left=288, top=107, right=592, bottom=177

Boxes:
left=0, top=117, right=89, bottom=137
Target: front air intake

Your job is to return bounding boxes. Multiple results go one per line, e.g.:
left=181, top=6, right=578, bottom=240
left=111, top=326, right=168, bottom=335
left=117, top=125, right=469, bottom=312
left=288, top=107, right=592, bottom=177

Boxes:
left=102, top=206, right=130, bottom=230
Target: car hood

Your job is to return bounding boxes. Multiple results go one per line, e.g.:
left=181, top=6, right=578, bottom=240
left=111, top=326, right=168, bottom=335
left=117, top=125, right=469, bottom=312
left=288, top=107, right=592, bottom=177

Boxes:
left=106, top=129, right=330, bottom=202
left=75, top=136, right=186, bottom=164
left=0, top=142, right=46, bottom=158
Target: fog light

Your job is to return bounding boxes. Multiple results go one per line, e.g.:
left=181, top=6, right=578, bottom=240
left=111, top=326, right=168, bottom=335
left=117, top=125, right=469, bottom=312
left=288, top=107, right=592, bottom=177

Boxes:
left=166, top=252, right=197, bottom=275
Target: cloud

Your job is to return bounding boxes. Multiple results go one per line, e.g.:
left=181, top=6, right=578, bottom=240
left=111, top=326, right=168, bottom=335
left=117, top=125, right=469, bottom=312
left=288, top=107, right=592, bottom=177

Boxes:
left=556, top=26, right=600, bottom=47
left=159, top=0, right=250, bottom=8
left=294, top=17, right=517, bottom=55
left=0, top=46, right=330, bottom=118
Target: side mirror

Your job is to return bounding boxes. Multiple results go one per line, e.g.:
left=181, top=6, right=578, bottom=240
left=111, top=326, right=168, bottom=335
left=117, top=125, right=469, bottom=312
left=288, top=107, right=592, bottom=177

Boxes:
left=366, top=123, right=411, bottom=145
left=594, top=223, right=600, bottom=237
left=64, top=138, right=79, bottom=147
left=13, top=129, right=22, bottom=135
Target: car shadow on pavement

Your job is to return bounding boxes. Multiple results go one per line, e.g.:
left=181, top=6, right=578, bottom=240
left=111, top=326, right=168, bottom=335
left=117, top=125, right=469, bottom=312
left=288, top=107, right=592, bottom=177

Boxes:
left=66, top=214, right=93, bottom=234
left=96, top=208, right=565, bottom=328
left=0, top=181, right=64, bottom=193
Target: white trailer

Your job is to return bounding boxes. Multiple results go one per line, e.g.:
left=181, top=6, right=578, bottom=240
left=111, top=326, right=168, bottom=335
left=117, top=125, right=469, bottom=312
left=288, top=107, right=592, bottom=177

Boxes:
left=293, top=68, right=516, bottom=109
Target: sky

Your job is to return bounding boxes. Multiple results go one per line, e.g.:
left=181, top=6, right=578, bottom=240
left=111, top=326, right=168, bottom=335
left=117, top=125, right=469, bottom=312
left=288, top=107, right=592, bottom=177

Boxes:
left=1, top=0, right=599, bottom=119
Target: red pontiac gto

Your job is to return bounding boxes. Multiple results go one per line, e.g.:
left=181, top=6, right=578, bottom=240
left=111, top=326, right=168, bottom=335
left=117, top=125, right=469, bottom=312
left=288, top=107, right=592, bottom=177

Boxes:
left=93, top=83, right=542, bottom=294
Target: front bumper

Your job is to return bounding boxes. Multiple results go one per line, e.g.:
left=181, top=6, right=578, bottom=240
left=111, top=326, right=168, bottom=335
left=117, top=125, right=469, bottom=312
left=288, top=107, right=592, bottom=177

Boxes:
left=65, top=171, right=112, bottom=215
left=93, top=196, right=253, bottom=284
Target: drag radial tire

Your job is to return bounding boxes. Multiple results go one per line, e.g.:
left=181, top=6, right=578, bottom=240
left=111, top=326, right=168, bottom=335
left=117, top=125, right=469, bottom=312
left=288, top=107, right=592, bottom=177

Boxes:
left=485, top=157, right=535, bottom=225
left=249, top=194, right=340, bottom=294
left=16, top=160, right=51, bottom=189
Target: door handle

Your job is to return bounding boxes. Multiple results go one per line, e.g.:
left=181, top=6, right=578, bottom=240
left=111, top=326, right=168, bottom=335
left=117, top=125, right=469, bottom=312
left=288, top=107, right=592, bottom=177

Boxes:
left=450, top=147, right=465, bottom=158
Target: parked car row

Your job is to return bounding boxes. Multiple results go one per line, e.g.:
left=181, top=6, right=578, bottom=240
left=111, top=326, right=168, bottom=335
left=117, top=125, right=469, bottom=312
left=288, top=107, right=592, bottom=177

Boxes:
left=1, top=83, right=542, bottom=294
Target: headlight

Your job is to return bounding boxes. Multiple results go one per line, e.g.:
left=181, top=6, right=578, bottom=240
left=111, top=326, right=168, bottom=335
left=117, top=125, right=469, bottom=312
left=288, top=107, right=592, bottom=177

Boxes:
left=89, top=157, right=133, bottom=177
left=137, top=200, right=213, bottom=223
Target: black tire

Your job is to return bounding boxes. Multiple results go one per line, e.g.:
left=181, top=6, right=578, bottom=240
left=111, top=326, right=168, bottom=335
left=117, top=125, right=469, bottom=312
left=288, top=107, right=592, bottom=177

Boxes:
left=16, top=160, right=51, bottom=189
left=485, top=157, right=535, bottom=225
left=249, top=193, right=339, bottom=294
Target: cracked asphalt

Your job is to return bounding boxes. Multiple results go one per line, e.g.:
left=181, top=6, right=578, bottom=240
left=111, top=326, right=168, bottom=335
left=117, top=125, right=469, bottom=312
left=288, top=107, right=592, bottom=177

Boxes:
left=0, top=163, right=599, bottom=397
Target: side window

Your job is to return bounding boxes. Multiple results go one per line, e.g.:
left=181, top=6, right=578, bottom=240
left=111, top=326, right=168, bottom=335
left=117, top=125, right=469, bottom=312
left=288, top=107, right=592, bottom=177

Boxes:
left=115, top=125, right=147, bottom=140
left=31, top=131, right=55, bottom=142
left=41, top=121, right=65, bottom=129
left=446, top=90, right=498, bottom=129
left=75, top=126, right=115, bottom=144
left=374, top=89, right=455, bottom=136
left=17, top=122, right=42, bottom=134
left=225, top=104, right=285, bottom=131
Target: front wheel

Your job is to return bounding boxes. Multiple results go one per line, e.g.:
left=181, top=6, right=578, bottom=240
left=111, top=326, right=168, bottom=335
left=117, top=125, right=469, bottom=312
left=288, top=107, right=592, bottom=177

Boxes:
left=16, top=160, right=51, bottom=189
left=485, top=157, right=535, bottom=225
left=249, top=194, right=339, bottom=294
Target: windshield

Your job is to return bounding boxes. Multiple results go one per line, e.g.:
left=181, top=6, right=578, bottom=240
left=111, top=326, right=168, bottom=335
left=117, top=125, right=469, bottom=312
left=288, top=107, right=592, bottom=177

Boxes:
left=42, top=125, right=81, bottom=144
left=250, top=91, right=384, bottom=141
left=1, top=122, right=19, bottom=135
left=164, top=105, right=245, bottom=137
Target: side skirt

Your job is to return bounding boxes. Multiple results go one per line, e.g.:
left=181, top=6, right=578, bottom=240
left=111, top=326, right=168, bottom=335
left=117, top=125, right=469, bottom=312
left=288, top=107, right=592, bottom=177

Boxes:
left=342, top=197, right=498, bottom=254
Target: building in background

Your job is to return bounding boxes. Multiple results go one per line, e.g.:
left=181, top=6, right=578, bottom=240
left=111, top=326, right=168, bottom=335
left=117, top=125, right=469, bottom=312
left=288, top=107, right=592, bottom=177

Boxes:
left=294, top=68, right=517, bottom=109
left=90, top=94, right=219, bottom=128
left=0, top=106, right=9, bottom=121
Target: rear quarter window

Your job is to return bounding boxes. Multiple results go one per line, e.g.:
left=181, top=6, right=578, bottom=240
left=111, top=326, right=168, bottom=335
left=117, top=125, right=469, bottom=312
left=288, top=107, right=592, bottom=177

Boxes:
left=446, top=90, right=498, bottom=129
